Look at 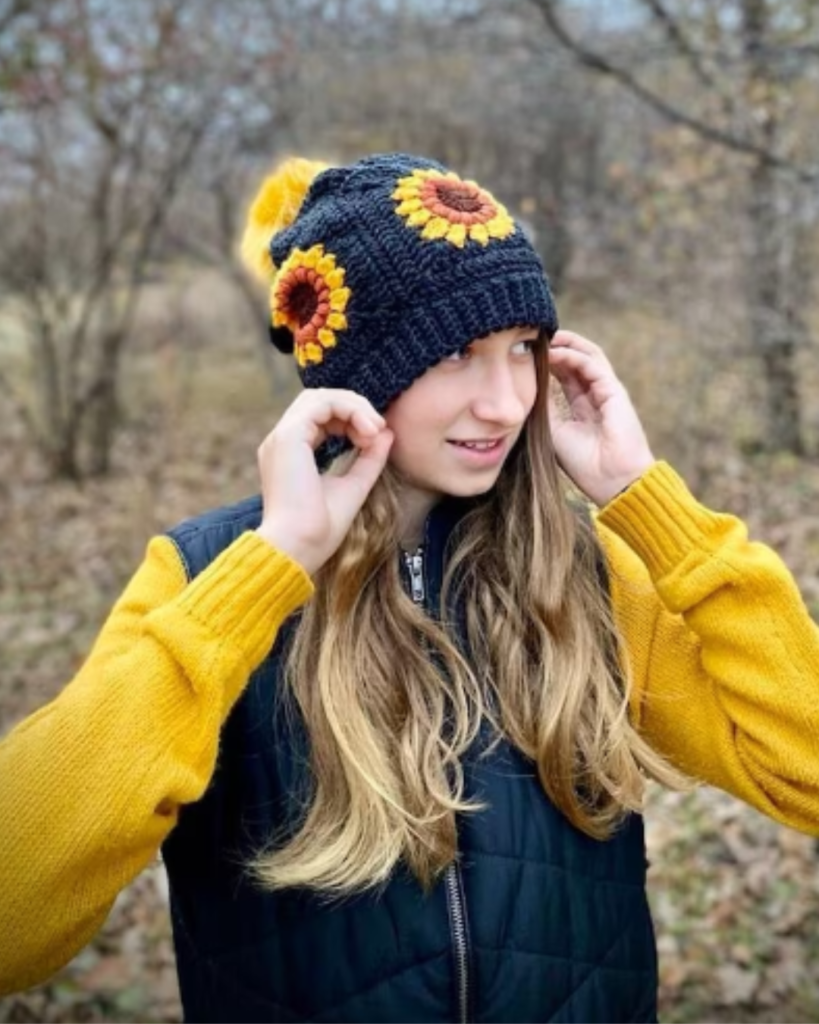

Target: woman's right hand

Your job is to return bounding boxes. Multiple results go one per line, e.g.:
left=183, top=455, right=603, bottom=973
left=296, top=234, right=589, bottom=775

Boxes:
left=254, top=388, right=394, bottom=575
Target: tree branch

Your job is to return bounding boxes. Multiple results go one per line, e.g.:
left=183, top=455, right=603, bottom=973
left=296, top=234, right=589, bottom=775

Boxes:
left=637, top=0, right=720, bottom=92
left=527, top=0, right=819, bottom=183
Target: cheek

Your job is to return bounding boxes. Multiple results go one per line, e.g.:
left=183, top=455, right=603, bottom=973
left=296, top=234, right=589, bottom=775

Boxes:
left=523, top=363, right=539, bottom=409
left=385, top=384, right=447, bottom=444
left=385, top=394, right=450, bottom=476
left=385, top=412, right=437, bottom=468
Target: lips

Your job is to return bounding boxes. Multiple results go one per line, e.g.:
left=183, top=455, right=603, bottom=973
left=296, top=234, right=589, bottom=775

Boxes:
left=447, top=438, right=504, bottom=450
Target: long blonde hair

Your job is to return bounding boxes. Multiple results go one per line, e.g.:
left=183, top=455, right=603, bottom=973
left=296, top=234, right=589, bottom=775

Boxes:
left=252, top=344, right=689, bottom=895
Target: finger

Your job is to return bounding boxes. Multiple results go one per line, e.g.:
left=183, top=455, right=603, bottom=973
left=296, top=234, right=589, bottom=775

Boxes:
left=351, top=408, right=382, bottom=437
left=309, top=415, right=385, bottom=451
left=549, top=355, right=619, bottom=422
left=549, top=333, right=618, bottom=387
left=548, top=352, right=594, bottom=407
left=550, top=330, right=609, bottom=361
left=277, top=389, right=378, bottom=439
left=548, top=343, right=608, bottom=378
left=337, top=429, right=394, bottom=498
left=548, top=346, right=616, bottom=404
left=305, top=389, right=385, bottom=430
left=552, top=385, right=599, bottom=424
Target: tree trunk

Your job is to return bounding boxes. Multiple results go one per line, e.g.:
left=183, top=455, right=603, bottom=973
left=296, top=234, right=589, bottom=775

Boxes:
left=85, top=373, right=120, bottom=477
left=47, top=437, right=82, bottom=481
left=742, top=0, right=804, bottom=455
left=531, top=149, right=572, bottom=295
left=85, top=333, right=124, bottom=477
left=760, top=342, right=803, bottom=454
left=746, top=163, right=804, bottom=455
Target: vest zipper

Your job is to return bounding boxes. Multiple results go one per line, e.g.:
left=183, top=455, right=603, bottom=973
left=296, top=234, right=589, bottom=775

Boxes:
left=405, top=547, right=426, bottom=603
left=444, top=861, right=470, bottom=1024
left=402, top=544, right=472, bottom=1024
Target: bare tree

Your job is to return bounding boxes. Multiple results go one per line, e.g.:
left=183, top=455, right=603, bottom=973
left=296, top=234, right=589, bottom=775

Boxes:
left=526, top=0, right=819, bottom=454
left=0, top=0, right=671, bottom=477
left=0, top=0, right=250, bottom=477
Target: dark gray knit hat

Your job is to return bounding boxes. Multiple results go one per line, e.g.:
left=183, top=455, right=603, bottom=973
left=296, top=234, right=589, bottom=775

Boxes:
left=247, top=152, right=558, bottom=462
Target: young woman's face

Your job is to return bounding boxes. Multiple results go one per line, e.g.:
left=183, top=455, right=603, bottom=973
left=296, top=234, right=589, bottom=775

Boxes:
left=385, top=325, right=540, bottom=518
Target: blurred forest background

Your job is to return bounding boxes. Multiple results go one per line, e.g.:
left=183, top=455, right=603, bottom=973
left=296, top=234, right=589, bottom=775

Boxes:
left=1, top=0, right=819, bottom=1020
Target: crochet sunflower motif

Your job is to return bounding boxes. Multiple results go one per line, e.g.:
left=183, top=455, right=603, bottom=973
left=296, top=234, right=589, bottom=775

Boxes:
left=392, top=168, right=515, bottom=248
left=271, top=245, right=350, bottom=367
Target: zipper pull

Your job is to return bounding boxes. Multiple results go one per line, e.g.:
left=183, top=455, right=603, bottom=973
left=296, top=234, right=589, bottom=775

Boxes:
left=405, top=549, right=425, bottom=604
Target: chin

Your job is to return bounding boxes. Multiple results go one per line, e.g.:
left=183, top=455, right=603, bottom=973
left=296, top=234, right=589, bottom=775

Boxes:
left=427, top=468, right=503, bottom=499
left=450, top=478, right=501, bottom=497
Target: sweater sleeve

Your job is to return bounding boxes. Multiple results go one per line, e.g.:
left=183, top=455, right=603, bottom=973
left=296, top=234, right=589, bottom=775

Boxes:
left=0, top=530, right=313, bottom=996
left=595, top=461, right=819, bottom=834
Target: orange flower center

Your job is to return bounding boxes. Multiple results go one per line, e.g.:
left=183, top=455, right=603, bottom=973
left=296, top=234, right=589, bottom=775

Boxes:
left=433, top=182, right=483, bottom=213
left=416, top=176, right=496, bottom=227
left=288, top=281, right=319, bottom=327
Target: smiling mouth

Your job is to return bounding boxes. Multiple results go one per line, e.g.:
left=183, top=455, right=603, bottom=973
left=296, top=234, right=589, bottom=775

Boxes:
left=447, top=439, right=504, bottom=451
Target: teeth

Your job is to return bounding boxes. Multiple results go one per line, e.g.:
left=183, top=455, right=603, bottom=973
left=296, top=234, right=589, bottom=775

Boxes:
left=456, top=440, right=498, bottom=450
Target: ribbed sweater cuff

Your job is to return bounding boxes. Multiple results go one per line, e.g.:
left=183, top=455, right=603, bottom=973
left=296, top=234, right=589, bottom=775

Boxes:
left=597, top=461, right=727, bottom=580
left=174, top=530, right=313, bottom=669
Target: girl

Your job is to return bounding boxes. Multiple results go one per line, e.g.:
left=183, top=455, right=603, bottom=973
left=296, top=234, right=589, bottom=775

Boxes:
left=2, top=153, right=819, bottom=1023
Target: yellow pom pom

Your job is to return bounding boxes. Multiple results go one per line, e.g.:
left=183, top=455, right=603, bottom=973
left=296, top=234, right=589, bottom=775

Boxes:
left=240, top=157, right=329, bottom=282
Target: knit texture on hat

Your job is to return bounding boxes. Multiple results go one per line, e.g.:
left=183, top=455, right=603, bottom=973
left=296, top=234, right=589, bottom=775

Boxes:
left=258, top=153, right=558, bottom=463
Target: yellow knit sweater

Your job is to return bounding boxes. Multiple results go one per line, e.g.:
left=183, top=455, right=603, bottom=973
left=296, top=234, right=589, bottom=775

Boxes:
left=2, top=461, right=819, bottom=995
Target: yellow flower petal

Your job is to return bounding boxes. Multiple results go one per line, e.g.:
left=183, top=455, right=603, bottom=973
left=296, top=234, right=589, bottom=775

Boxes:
left=421, top=217, right=450, bottom=240
left=396, top=198, right=423, bottom=215
left=407, top=208, right=433, bottom=227
left=393, top=168, right=517, bottom=249
left=327, top=312, right=347, bottom=330
left=318, top=328, right=337, bottom=347
left=317, top=255, right=335, bottom=276
left=487, top=217, right=515, bottom=239
left=330, top=287, right=351, bottom=307
left=446, top=222, right=467, bottom=247
left=302, top=247, right=321, bottom=269
left=469, top=223, right=490, bottom=246
left=303, top=342, right=324, bottom=364
left=295, top=346, right=309, bottom=368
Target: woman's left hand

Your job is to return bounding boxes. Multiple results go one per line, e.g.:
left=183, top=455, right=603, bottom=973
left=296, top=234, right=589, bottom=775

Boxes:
left=547, top=330, right=656, bottom=506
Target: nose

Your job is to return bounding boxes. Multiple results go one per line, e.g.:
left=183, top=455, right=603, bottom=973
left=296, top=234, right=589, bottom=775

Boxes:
left=469, top=360, right=531, bottom=427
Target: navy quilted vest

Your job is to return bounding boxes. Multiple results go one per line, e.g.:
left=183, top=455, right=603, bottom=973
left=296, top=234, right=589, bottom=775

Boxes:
left=162, top=495, right=658, bottom=1023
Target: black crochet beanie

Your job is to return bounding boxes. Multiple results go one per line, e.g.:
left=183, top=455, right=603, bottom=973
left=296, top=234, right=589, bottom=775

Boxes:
left=242, top=152, right=558, bottom=462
